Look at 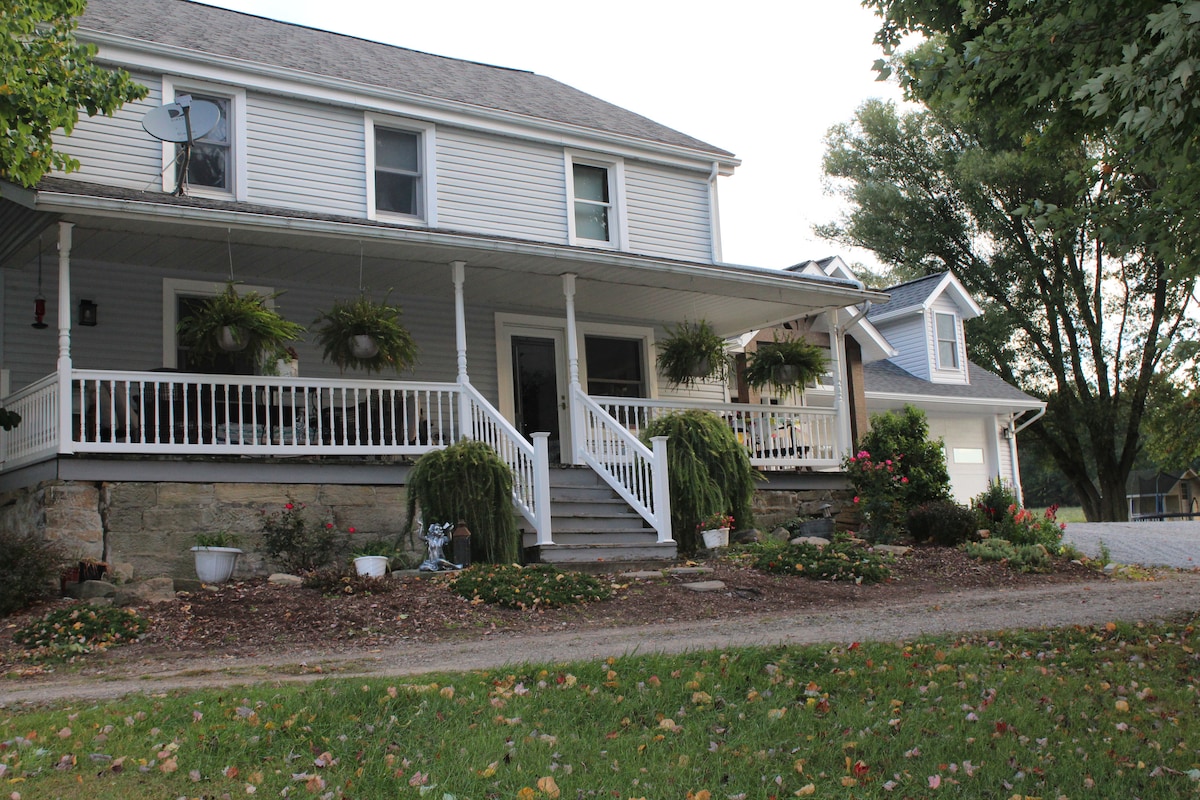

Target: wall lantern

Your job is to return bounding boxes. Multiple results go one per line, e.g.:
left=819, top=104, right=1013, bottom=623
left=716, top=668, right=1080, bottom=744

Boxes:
left=31, top=245, right=48, bottom=329
left=79, top=299, right=98, bottom=327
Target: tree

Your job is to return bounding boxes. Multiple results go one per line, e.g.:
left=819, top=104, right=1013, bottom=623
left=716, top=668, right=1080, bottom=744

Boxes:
left=1, top=0, right=147, bottom=189
left=819, top=100, right=1195, bottom=520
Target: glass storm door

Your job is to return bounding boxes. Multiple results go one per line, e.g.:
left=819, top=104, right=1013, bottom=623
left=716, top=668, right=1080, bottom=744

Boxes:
left=511, top=335, right=564, bottom=462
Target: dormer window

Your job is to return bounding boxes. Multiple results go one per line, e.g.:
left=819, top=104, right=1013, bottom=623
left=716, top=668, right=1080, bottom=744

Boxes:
left=935, top=312, right=959, bottom=369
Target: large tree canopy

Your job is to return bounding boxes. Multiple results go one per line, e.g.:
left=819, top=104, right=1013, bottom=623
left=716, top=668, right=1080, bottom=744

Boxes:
left=820, top=100, right=1195, bottom=520
left=1, top=0, right=147, bottom=189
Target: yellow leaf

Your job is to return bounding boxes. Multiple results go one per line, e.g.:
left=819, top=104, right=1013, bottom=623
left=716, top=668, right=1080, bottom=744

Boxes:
left=794, top=758, right=806, bottom=773
left=1115, top=700, right=1130, bottom=712
left=537, top=776, right=561, bottom=798
left=479, top=761, right=498, bottom=778
left=767, top=708, right=787, bottom=720
left=795, top=783, right=816, bottom=796
left=159, top=758, right=177, bottom=774
left=441, top=686, right=455, bottom=699
left=517, top=787, right=536, bottom=800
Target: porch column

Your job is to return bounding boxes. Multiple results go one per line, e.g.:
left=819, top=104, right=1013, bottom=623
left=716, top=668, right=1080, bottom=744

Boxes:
left=825, top=308, right=853, bottom=461
left=451, top=261, right=472, bottom=440
left=562, top=273, right=582, bottom=464
left=56, top=222, right=75, bottom=454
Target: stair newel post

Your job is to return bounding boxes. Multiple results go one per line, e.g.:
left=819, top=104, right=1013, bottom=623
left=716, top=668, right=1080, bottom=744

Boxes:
left=531, top=432, right=553, bottom=546
left=650, top=435, right=673, bottom=544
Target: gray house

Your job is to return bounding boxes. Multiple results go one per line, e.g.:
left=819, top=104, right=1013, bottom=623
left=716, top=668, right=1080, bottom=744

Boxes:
left=0, top=0, right=884, bottom=577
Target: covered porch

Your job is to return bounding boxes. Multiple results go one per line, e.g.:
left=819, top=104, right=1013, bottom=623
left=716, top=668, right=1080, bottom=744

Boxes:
left=0, top=187, right=882, bottom=550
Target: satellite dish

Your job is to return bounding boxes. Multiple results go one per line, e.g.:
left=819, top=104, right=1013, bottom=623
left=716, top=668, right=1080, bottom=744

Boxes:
left=141, top=97, right=220, bottom=143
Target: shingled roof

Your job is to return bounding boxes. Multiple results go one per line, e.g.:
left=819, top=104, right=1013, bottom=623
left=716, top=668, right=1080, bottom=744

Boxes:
left=864, top=360, right=1041, bottom=406
left=80, top=0, right=733, bottom=158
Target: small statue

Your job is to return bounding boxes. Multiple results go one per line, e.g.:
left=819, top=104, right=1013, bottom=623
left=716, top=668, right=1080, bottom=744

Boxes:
left=418, top=521, right=462, bottom=571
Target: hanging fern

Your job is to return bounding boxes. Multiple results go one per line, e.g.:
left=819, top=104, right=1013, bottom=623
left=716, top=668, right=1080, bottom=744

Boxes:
left=641, top=410, right=761, bottom=554
left=403, top=439, right=520, bottom=564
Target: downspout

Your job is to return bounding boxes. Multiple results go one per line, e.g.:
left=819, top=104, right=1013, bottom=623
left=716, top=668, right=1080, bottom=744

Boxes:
left=56, top=222, right=75, bottom=455
left=708, top=161, right=722, bottom=263
left=1009, top=406, right=1045, bottom=506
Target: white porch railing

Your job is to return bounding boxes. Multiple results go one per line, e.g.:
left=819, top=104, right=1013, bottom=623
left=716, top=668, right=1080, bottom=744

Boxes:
left=593, top=396, right=840, bottom=469
left=574, top=387, right=673, bottom=543
left=461, top=382, right=552, bottom=544
left=0, top=374, right=60, bottom=469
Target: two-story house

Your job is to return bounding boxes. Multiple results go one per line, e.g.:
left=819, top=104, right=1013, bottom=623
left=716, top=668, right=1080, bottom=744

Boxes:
left=0, top=0, right=892, bottom=577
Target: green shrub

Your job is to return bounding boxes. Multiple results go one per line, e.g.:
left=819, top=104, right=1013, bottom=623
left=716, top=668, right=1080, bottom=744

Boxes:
left=962, top=538, right=1054, bottom=573
left=749, top=535, right=892, bottom=584
left=13, top=605, right=147, bottom=660
left=406, top=439, right=520, bottom=564
left=970, top=482, right=1064, bottom=550
left=641, top=410, right=759, bottom=554
left=963, top=537, right=1017, bottom=563
left=846, top=405, right=951, bottom=542
left=450, top=563, right=613, bottom=609
left=906, top=500, right=979, bottom=546
left=973, top=479, right=1019, bottom=528
left=0, top=529, right=66, bottom=617
left=260, top=502, right=343, bottom=572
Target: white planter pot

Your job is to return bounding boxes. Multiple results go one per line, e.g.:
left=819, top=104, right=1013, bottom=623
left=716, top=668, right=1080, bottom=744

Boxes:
left=701, top=527, right=729, bottom=549
left=353, top=555, right=390, bottom=577
left=218, top=326, right=249, bottom=352
left=276, top=358, right=299, bottom=377
left=351, top=335, right=379, bottom=359
left=191, top=545, right=243, bottom=583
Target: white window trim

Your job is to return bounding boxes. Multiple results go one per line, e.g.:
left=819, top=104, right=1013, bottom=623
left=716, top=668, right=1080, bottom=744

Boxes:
left=160, top=77, right=247, bottom=201
left=933, top=311, right=961, bottom=372
left=365, top=114, right=437, bottom=226
left=162, top=278, right=276, bottom=368
left=564, top=150, right=627, bottom=249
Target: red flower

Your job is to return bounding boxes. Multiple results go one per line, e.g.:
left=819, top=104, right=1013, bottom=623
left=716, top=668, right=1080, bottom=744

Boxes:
left=348, top=527, right=357, bottom=533
left=284, top=503, right=294, bottom=510
left=325, top=523, right=334, bottom=529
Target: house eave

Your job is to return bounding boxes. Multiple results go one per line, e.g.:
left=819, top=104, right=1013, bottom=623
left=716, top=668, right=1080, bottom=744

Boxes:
left=864, top=389, right=1046, bottom=414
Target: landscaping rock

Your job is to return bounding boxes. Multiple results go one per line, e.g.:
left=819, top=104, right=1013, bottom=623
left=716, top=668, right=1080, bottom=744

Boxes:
left=269, top=573, right=304, bottom=587
left=114, top=577, right=176, bottom=607
left=620, top=570, right=666, bottom=580
left=790, top=536, right=831, bottom=548
left=769, top=526, right=791, bottom=542
left=681, top=580, right=726, bottom=593
left=733, top=528, right=762, bottom=544
left=666, top=566, right=713, bottom=576
left=174, top=578, right=203, bottom=594
left=874, top=545, right=912, bottom=556
left=76, top=579, right=116, bottom=599
left=109, top=561, right=135, bottom=583
left=87, top=597, right=114, bottom=607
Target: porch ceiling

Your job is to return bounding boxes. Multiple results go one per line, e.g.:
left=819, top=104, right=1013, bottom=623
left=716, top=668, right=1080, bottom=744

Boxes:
left=4, top=182, right=885, bottom=337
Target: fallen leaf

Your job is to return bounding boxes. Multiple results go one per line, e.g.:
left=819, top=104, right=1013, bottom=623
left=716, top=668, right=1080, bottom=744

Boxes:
left=537, top=775, right=561, bottom=798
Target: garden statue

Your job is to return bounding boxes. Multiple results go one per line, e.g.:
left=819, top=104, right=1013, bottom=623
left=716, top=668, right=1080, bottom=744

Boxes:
left=418, top=521, right=462, bottom=571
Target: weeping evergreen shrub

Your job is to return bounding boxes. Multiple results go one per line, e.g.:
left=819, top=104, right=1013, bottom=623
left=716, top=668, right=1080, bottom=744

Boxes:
left=404, top=439, right=520, bottom=564
left=641, top=410, right=760, bottom=553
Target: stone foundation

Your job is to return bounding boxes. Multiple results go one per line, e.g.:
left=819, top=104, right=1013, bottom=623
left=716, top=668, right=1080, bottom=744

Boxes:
left=751, top=487, right=860, bottom=533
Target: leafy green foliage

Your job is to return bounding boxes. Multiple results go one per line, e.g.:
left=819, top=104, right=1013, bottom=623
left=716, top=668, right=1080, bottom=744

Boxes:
left=260, top=503, right=343, bottom=572
left=974, top=479, right=1019, bottom=529
left=451, top=563, right=613, bottom=609
left=0, top=0, right=148, bottom=189
left=405, top=439, right=519, bottom=564
left=972, top=482, right=1066, bottom=550
left=176, top=282, right=305, bottom=368
left=13, top=605, right=147, bottom=660
left=0, top=528, right=66, bottom=617
left=963, top=538, right=1054, bottom=574
left=743, top=333, right=827, bottom=394
left=640, top=410, right=759, bottom=554
left=312, top=293, right=418, bottom=374
left=906, top=500, right=978, bottom=547
left=655, top=320, right=731, bottom=387
left=749, top=536, right=892, bottom=584
left=194, top=531, right=240, bottom=548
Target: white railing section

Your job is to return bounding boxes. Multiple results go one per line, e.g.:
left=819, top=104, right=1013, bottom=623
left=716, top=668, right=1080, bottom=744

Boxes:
left=67, top=369, right=462, bottom=456
left=574, top=387, right=673, bottom=543
left=0, top=374, right=59, bottom=469
left=461, top=382, right=551, bottom=544
left=594, top=396, right=840, bottom=469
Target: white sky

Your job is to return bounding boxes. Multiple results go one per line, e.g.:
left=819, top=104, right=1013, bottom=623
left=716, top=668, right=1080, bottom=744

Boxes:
left=195, top=0, right=904, bottom=271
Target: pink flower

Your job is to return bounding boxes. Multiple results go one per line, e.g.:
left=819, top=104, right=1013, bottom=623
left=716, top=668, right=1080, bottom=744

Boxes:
left=901, top=476, right=909, bottom=484
left=348, top=527, right=357, bottom=533
left=325, top=523, right=334, bottom=529
left=853, top=496, right=860, bottom=504
left=284, top=503, right=294, bottom=510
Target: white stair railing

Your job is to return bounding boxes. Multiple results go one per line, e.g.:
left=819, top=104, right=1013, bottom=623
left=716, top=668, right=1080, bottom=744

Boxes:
left=0, top=374, right=59, bottom=470
left=573, top=386, right=673, bottom=543
left=460, top=382, right=552, bottom=545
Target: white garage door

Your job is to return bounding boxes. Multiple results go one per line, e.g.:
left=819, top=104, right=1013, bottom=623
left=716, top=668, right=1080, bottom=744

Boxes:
left=927, top=415, right=994, bottom=504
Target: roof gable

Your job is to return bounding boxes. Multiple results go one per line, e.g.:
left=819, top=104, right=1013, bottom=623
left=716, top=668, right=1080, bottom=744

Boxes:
left=867, top=272, right=983, bottom=324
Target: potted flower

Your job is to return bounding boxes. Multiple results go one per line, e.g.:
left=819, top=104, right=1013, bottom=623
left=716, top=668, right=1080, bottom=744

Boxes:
left=266, top=345, right=300, bottom=377
left=744, top=334, right=827, bottom=395
left=177, top=282, right=305, bottom=368
left=191, top=532, right=243, bottom=584
left=350, top=539, right=393, bottom=577
left=696, top=512, right=734, bottom=550
left=312, top=292, right=418, bottom=374
left=656, top=320, right=731, bottom=387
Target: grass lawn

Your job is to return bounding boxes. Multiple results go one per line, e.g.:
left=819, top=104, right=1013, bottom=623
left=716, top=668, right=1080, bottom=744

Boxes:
left=3, top=616, right=1199, bottom=799
left=1035, top=505, right=1088, bottom=523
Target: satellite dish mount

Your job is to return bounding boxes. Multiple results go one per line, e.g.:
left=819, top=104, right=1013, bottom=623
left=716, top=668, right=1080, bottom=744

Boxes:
left=140, top=95, right=221, bottom=196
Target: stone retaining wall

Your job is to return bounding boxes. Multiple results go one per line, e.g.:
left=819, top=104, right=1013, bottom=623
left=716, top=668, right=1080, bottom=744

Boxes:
left=751, top=487, right=859, bottom=533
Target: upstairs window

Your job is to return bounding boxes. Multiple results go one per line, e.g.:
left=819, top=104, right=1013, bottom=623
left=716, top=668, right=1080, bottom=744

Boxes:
left=180, top=93, right=231, bottom=192
left=566, top=153, right=624, bottom=247
left=374, top=127, right=422, bottom=217
left=161, top=79, right=245, bottom=200
left=935, top=312, right=959, bottom=369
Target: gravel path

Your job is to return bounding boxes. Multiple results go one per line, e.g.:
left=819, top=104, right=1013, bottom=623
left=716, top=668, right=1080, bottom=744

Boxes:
left=3, top=572, right=1198, bottom=708
left=1064, top=521, right=1200, bottom=568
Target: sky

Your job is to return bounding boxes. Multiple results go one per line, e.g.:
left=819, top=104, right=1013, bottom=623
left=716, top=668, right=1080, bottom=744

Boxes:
left=195, top=0, right=906, bottom=271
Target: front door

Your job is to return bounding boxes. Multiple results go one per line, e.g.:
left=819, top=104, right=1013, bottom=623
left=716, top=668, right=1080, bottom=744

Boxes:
left=511, top=335, right=565, bottom=461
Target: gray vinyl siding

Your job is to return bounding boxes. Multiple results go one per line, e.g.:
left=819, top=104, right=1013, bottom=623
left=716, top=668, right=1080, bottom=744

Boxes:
left=875, top=317, right=929, bottom=381
left=436, top=128, right=567, bottom=242
left=52, top=73, right=163, bottom=190
left=244, top=93, right=365, bottom=217
left=625, top=163, right=712, bottom=262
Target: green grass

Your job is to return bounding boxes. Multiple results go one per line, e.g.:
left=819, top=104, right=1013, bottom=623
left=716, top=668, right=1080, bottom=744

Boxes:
left=1035, top=505, right=1087, bottom=523
left=4, top=617, right=1200, bottom=798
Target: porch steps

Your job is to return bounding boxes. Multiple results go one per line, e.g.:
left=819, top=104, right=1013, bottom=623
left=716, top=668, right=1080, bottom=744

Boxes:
left=524, top=466, right=676, bottom=567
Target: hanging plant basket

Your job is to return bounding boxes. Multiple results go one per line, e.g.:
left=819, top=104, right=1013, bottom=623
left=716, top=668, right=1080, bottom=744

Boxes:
left=656, top=320, right=731, bottom=387
left=744, top=334, right=827, bottom=395
left=351, top=334, right=380, bottom=359
left=218, top=325, right=249, bottom=352
left=313, top=292, right=418, bottom=374
left=177, top=283, right=305, bottom=368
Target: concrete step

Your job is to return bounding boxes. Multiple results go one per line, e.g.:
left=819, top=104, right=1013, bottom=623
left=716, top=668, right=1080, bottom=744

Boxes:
left=525, top=529, right=657, bottom=547
left=529, top=541, right=677, bottom=566
left=547, top=466, right=612, bottom=487
left=550, top=514, right=646, bottom=532
left=549, top=487, right=627, bottom=503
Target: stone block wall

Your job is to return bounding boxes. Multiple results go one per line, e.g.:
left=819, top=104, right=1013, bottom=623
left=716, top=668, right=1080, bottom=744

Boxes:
left=751, top=487, right=861, bottom=533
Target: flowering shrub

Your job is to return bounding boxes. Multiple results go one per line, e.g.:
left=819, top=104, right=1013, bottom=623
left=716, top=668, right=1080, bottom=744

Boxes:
left=843, top=449, right=911, bottom=543
left=261, top=502, right=347, bottom=572
left=13, top=605, right=147, bottom=660
left=749, top=535, right=891, bottom=583
left=451, top=564, right=613, bottom=609
left=697, top=513, right=735, bottom=531
left=971, top=481, right=1064, bottom=550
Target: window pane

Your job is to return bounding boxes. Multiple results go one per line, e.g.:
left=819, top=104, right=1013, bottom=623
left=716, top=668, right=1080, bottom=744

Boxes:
left=376, top=129, right=419, bottom=172
left=574, top=202, right=609, bottom=241
left=186, top=141, right=228, bottom=189
left=939, top=340, right=958, bottom=367
left=193, top=95, right=229, bottom=145
left=573, top=164, right=609, bottom=202
left=936, top=313, right=955, bottom=340
left=376, top=172, right=417, bottom=215
left=585, top=336, right=644, bottom=397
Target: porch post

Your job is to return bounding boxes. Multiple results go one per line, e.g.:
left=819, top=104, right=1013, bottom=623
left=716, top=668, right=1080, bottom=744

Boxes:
left=825, top=308, right=852, bottom=460
left=562, top=273, right=582, bottom=464
left=56, top=222, right=75, bottom=455
left=451, top=261, right=473, bottom=440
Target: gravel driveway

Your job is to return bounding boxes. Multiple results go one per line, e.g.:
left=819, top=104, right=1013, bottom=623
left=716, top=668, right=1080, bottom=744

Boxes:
left=1064, top=521, right=1200, bottom=568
